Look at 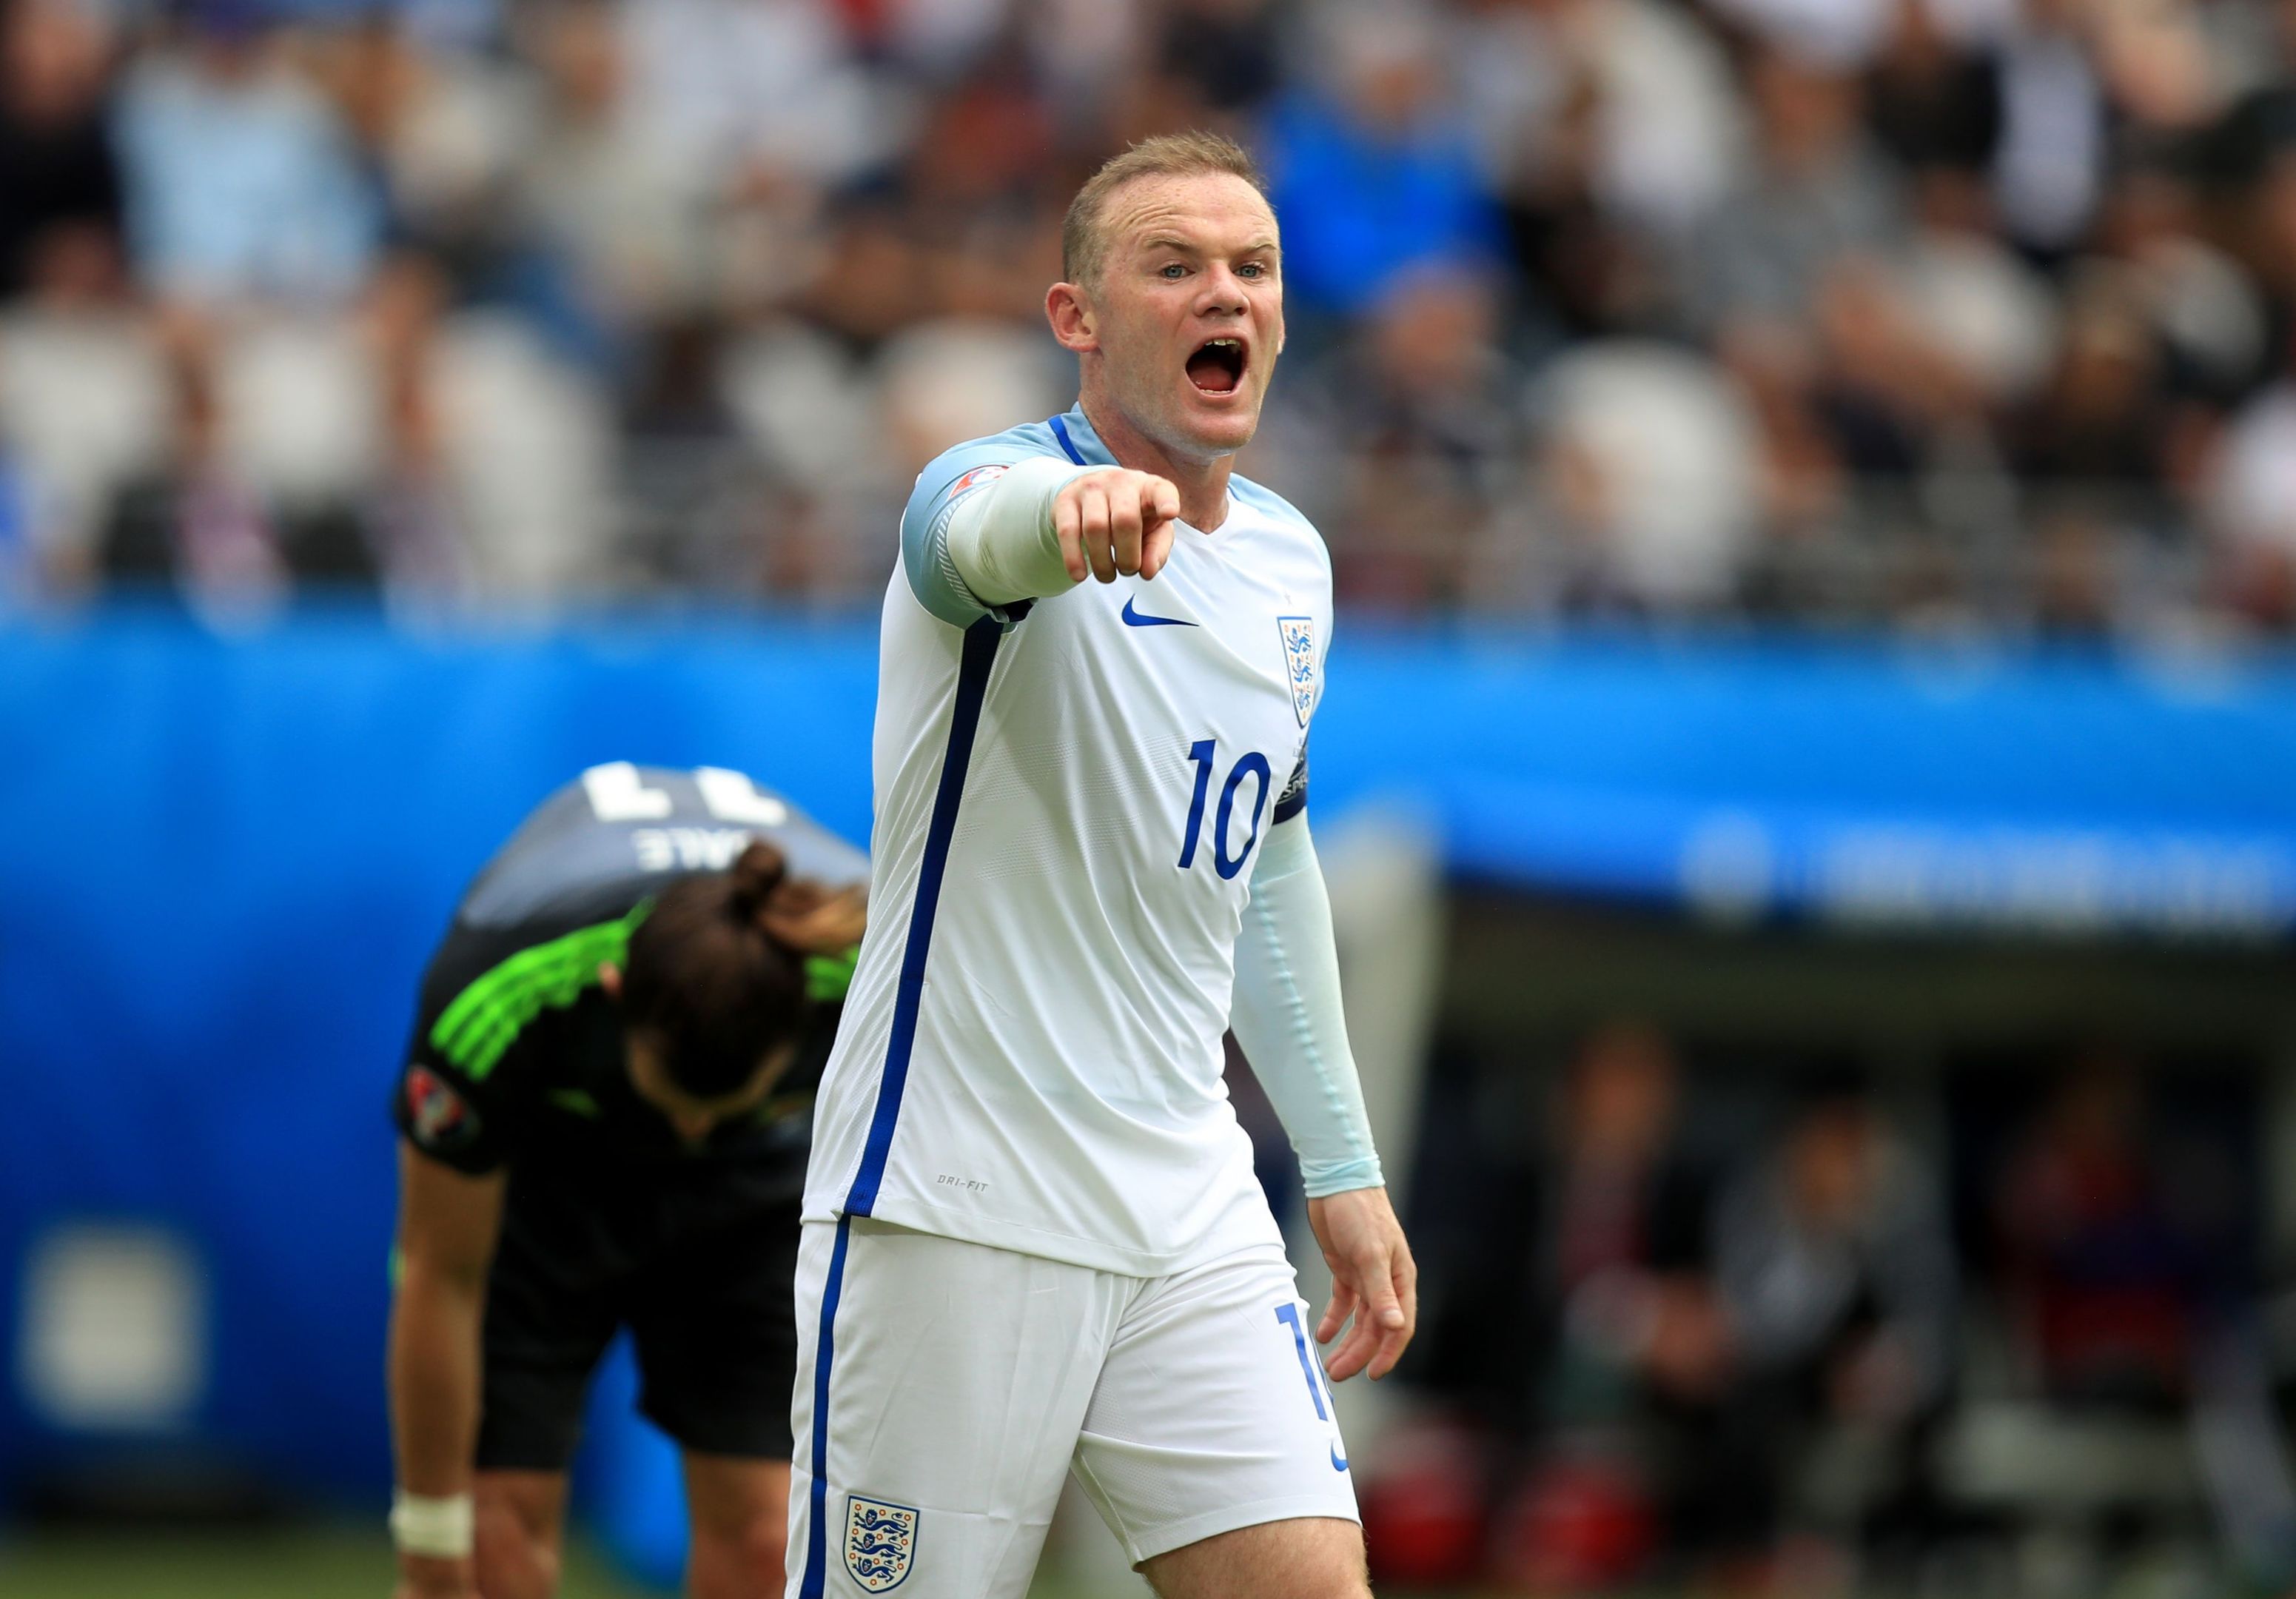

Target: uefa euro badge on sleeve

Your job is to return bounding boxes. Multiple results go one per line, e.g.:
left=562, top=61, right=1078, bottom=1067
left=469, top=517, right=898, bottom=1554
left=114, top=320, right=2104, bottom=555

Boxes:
left=947, top=463, right=1008, bottom=499
left=1278, top=616, right=1317, bottom=727
left=844, top=1495, right=919, bottom=1592
left=406, top=1065, right=480, bottom=1151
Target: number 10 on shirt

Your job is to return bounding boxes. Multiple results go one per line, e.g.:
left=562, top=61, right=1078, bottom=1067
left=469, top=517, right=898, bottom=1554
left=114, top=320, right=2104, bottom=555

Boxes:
left=1178, top=739, right=1271, bottom=880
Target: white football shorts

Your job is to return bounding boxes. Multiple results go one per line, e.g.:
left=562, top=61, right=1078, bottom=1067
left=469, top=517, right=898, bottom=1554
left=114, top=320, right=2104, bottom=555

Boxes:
left=784, top=1217, right=1359, bottom=1598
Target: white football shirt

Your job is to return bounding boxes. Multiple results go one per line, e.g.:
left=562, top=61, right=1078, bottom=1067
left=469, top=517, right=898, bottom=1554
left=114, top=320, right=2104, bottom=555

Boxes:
left=804, top=406, right=1334, bottom=1275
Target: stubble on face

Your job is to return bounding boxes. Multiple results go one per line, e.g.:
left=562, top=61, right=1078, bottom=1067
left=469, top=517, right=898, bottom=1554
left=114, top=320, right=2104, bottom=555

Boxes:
left=1081, top=172, right=1285, bottom=466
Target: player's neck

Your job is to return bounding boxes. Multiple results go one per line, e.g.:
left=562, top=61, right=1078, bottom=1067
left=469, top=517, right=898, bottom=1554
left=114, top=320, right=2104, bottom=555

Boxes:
left=1078, top=397, right=1234, bottom=533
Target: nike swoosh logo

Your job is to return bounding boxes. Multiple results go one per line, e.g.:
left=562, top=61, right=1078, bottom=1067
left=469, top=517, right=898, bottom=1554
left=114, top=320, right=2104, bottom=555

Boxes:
left=1330, top=1444, right=1349, bottom=1472
left=1121, top=595, right=1196, bottom=628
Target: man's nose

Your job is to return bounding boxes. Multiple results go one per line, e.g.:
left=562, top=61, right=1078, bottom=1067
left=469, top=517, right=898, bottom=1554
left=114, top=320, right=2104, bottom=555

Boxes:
left=1196, top=268, right=1250, bottom=313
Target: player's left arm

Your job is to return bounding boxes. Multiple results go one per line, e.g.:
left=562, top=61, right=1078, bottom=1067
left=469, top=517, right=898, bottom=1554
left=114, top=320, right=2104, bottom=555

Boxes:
left=1230, top=799, right=1417, bottom=1383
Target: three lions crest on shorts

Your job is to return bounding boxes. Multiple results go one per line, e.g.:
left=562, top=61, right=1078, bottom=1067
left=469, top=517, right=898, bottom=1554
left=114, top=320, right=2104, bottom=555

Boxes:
left=844, top=1495, right=919, bottom=1592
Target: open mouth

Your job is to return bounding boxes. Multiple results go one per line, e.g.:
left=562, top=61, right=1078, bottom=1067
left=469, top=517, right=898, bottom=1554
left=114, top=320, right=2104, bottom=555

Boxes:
left=1185, top=337, right=1246, bottom=396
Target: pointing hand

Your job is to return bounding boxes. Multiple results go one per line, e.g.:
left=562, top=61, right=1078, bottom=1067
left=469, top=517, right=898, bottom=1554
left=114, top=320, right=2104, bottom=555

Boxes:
left=1053, top=469, right=1182, bottom=585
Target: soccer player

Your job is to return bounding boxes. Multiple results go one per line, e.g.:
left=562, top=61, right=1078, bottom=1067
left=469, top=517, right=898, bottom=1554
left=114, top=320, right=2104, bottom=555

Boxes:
left=790, top=133, right=1414, bottom=1599
left=388, top=763, right=866, bottom=1599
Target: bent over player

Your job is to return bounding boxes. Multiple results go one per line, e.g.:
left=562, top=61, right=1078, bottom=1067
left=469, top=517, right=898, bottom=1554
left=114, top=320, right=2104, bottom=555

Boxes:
left=791, top=133, right=1414, bottom=1599
left=387, top=763, right=865, bottom=1599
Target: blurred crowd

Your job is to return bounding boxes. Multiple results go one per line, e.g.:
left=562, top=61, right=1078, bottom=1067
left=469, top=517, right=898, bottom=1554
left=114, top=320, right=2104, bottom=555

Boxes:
left=1386, top=1027, right=2292, bottom=1595
left=8, top=0, right=2296, bottom=631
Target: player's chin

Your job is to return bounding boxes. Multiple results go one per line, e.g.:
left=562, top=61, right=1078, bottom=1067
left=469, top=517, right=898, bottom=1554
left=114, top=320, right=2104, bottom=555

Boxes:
left=1172, top=389, right=1262, bottom=455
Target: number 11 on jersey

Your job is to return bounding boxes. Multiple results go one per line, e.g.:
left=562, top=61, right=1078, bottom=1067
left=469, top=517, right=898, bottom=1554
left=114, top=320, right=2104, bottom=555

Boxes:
left=1178, top=739, right=1272, bottom=880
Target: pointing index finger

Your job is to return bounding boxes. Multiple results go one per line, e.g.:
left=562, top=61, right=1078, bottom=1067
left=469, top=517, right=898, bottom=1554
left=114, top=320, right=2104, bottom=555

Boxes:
left=1138, top=478, right=1182, bottom=581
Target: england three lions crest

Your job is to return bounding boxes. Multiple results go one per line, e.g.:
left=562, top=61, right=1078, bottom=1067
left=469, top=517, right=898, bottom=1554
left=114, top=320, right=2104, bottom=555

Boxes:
left=844, top=1495, right=919, bottom=1592
left=1277, top=616, right=1317, bottom=726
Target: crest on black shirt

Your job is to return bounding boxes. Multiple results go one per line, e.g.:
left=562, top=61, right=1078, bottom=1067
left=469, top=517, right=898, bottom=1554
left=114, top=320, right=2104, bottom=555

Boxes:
left=406, top=1065, right=480, bottom=1150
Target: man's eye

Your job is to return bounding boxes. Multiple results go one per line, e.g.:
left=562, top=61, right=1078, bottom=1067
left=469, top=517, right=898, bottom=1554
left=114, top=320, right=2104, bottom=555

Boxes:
left=1239, top=263, right=1265, bottom=278
left=1160, top=264, right=1186, bottom=279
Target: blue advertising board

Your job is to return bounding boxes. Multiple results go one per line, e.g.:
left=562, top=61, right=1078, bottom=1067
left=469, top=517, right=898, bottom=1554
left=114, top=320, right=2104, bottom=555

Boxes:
left=1, top=607, right=2292, bottom=1537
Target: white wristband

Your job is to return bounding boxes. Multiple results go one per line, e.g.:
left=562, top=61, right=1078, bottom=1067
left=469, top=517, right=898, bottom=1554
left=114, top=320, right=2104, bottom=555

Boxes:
left=390, top=1489, right=475, bottom=1559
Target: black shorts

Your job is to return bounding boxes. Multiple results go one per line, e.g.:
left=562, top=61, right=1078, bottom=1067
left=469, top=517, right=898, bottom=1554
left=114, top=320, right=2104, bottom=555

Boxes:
left=474, top=1170, right=800, bottom=1472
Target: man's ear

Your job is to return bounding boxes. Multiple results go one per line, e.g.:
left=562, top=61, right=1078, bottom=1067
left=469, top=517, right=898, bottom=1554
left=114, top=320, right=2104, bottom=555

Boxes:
left=597, top=962, right=622, bottom=1000
left=1047, top=281, right=1098, bottom=354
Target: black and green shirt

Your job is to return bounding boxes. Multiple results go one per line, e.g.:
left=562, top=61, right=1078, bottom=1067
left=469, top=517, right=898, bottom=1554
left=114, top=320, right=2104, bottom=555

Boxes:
left=392, top=764, right=868, bottom=1197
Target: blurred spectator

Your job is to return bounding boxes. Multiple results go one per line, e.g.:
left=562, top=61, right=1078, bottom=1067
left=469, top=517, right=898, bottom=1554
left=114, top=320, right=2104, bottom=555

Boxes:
left=623, top=0, right=888, bottom=195
left=1707, top=1079, right=1956, bottom=1571
left=1155, top=0, right=1282, bottom=115
left=1986, top=1056, right=2296, bottom=1582
left=0, top=0, right=124, bottom=301
left=1510, top=339, right=1762, bottom=610
left=1450, top=0, right=1745, bottom=265
left=1711, top=0, right=1899, bottom=76
left=1263, top=263, right=1530, bottom=606
left=492, top=0, right=772, bottom=392
left=0, top=0, right=161, bottom=592
left=2207, top=376, right=2296, bottom=624
left=1994, top=1056, right=2237, bottom=1408
left=1490, top=1027, right=1728, bottom=1590
left=0, top=289, right=168, bottom=594
left=1394, top=1025, right=1728, bottom=1589
left=114, top=3, right=380, bottom=308
left=2203, top=129, right=2296, bottom=623
left=714, top=311, right=1061, bottom=600
left=1804, top=253, right=1981, bottom=479
left=87, top=2, right=401, bottom=611
left=889, top=58, right=1064, bottom=322
left=1893, top=190, right=2056, bottom=412
left=1260, top=2, right=1503, bottom=320
left=2093, top=162, right=2263, bottom=403
left=875, top=317, right=1062, bottom=481
left=1513, top=1027, right=1720, bottom=1425
left=2205, top=0, right=2296, bottom=198
left=2007, top=266, right=2178, bottom=503
left=309, top=10, right=526, bottom=296
left=1689, top=48, right=1907, bottom=337
left=423, top=306, right=616, bottom=599
left=1864, top=0, right=2002, bottom=181
left=1989, top=0, right=2107, bottom=256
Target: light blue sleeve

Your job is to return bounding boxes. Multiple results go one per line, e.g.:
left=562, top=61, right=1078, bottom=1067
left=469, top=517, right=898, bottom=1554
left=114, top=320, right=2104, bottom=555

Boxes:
left=899, top=439, right=1046, bottom=628
left=1230, top=814, right=1384, bottom=1197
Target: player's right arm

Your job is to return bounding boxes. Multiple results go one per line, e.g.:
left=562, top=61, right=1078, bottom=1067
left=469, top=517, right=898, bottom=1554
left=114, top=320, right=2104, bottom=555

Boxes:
left=388, top=1142, right=505, bottom=1599
left=901, top=449, right=1181, bottom=624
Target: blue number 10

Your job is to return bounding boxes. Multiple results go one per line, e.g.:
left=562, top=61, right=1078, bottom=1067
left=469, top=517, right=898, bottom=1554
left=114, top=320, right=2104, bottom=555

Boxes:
left=1178, top=739, right=1270, bottom=879
left=1274, top=1302, right=1331, bottom=1419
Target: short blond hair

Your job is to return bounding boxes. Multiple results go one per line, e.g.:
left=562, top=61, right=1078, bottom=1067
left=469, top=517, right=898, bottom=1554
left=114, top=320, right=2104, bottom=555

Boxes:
left=1061, top=131, right=1269, bottom=288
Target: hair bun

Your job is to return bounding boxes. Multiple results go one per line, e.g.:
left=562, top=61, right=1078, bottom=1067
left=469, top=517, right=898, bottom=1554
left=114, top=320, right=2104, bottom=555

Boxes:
left=727, top=840, right=789, bottom=918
